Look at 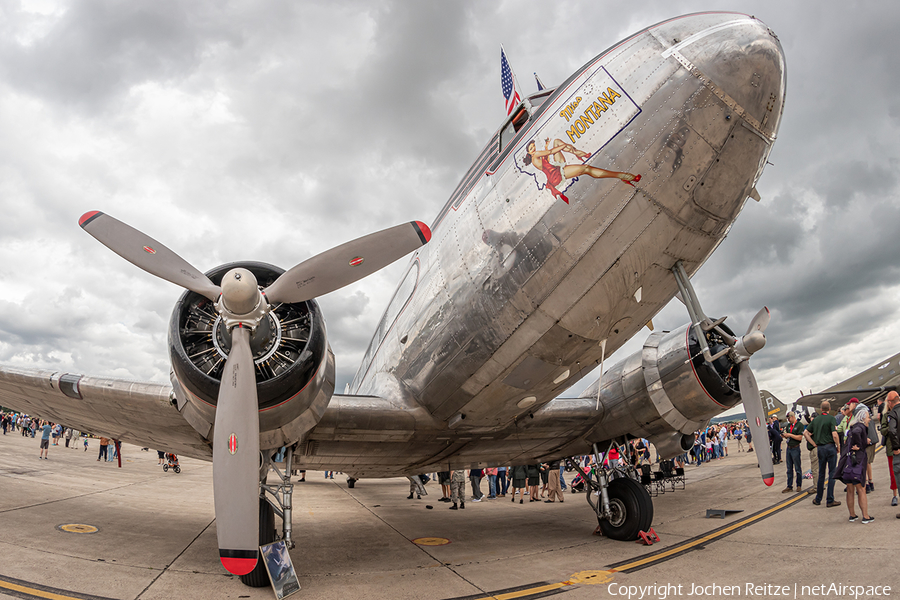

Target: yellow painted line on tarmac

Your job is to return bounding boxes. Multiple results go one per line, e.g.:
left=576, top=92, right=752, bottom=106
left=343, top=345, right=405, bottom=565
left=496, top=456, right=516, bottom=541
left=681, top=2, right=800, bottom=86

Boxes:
left=451, top=484, right=815, bottom=600
left=487, top=582, right=568, bottom=599
left=0, top=579, right=84, bottom=600
left=0, top=574, right=118, bottom=600
left=609, top=491, right=811, bottom=573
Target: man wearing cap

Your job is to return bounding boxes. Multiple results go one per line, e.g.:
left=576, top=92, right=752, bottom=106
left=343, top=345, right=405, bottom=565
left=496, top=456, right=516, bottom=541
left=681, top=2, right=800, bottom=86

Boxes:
left=803, top=400, right=841, bottom=507
left=781, top=412, right=804, bottom=493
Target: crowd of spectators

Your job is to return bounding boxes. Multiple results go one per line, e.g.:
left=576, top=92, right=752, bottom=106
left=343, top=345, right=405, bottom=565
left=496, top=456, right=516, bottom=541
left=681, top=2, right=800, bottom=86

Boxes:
left=1, top=411, right=118, bottom=461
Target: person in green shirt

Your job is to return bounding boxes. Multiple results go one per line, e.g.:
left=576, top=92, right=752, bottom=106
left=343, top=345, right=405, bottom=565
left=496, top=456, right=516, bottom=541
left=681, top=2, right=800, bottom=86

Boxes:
left=803, top=400, right=841, bottom=507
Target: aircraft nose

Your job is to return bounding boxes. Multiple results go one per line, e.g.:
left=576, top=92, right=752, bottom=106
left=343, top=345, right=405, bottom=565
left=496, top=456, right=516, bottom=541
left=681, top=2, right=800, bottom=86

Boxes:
left=654, top=13, right=786, bottom=141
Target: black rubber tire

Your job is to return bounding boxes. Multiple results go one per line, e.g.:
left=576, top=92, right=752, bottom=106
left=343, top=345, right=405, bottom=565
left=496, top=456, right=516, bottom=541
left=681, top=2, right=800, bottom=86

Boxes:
left=239, top=498, right=276, bottom=587
left=347, top=477, right=356, bottom=488
left=598, top=477, right=654, bottom=541
left=174, top=466, right=181, bottom=474
left=163, top=464, right=168, bottom=472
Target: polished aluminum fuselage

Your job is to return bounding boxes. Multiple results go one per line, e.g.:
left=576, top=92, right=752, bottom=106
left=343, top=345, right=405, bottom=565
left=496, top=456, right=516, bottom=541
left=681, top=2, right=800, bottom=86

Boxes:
left=324, top=13, right=784, bottom=473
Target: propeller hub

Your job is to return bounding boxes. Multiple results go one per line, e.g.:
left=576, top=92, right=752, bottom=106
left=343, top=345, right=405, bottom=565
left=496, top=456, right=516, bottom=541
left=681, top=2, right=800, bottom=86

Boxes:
left=216, top=268, right=270, bottom=332
left=737, top=331, right=766, bottom=358
left=221, top=268, right=260, bottom=315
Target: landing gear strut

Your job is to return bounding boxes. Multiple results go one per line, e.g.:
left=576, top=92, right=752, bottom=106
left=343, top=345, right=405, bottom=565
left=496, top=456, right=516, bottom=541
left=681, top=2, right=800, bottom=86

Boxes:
left=260, top=445, right=296, bottom=550
left=566, top=442, right=653, bottom=540
left=241, top=445, right=297, bottom=587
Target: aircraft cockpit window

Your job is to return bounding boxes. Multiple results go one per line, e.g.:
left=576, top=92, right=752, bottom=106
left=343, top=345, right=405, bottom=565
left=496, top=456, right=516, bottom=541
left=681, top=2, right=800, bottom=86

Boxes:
left=500, top=101, right=532, bottom=152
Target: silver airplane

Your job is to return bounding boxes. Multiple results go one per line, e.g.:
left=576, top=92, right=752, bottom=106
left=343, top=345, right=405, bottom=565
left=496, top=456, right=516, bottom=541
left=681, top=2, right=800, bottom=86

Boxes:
left=0, top=12, right=786, bottom=588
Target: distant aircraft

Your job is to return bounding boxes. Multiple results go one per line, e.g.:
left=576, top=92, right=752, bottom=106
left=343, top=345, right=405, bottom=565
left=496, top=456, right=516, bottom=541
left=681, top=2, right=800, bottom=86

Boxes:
left=0, top=12, right=786, bottom=588
left=794, top=350, right=900, bottom=414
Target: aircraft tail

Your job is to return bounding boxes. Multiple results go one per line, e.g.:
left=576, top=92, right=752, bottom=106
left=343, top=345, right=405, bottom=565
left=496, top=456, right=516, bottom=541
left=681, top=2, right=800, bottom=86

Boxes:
left=759, top=390, right=789, bottom=422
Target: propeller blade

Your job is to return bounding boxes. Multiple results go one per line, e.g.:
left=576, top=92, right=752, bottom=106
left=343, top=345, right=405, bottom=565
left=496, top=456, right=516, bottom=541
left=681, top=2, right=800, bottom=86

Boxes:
left=264, top=221, right=431, bottom=304
left=745, top=306, right=770, bottom=336
left=79, top=211, right=221, bottom=301
left=212, top=325, right=261, bottom=575
left=739, top=363, right=775, bottom=486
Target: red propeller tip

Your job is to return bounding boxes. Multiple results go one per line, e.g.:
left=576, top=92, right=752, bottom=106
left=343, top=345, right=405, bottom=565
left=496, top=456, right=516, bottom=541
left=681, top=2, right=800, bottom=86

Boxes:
left=413, top=221, right=432, bottom=244
left=220, top=555, right=258, bottom=575
left=79, top=211, right=103, bottom=228
left=763, top=476, right=774, bottom=487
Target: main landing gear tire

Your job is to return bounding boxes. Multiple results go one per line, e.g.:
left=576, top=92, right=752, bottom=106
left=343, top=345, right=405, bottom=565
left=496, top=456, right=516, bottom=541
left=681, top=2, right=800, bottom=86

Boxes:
left=598, top=477, right=653, bottom=541
left=347, top=477, right=357, bottom=488
left=240, top=498, right=276, bottom=587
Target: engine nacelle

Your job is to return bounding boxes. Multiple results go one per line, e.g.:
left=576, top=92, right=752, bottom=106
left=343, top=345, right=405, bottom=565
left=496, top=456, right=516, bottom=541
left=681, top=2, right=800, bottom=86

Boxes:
left=581, top=323, right=742, bottom=458
left=168, top=261, right=335, bottom=450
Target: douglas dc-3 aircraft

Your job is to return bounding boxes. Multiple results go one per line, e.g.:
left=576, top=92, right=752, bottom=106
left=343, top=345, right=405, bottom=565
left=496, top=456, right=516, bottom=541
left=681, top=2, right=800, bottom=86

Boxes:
left=0, top=12, right=785, bottom=587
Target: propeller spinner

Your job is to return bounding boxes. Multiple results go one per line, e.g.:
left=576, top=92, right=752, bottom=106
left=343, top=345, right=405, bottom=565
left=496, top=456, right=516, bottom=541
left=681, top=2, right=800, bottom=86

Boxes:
left=79, top=211, right=431, bottom=574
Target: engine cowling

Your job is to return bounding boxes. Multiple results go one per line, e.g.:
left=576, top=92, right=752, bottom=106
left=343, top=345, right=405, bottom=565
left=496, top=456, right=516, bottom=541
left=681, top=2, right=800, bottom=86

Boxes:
left=168, top=261, right=335, bottom=450
left=581, top=322, right=742, bottom=458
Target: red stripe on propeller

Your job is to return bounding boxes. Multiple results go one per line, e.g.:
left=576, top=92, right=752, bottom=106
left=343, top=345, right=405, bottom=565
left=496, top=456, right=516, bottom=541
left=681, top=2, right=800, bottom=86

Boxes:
left=79, top=211, right=103, bottom=227
left=413, top=221, right=432, bottom=243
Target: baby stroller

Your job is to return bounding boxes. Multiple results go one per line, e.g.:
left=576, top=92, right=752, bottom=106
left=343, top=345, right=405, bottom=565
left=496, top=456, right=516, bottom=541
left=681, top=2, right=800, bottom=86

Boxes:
left=163, top=453, right=181, bottom=473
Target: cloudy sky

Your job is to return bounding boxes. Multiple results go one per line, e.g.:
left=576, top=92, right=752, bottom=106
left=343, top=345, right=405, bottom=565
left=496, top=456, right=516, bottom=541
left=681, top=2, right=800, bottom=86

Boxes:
left=1, top=1, right=898, bottom=416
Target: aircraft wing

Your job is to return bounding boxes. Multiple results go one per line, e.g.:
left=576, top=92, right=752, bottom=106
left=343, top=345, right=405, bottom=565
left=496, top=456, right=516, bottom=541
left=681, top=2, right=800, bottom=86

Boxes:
left=794, top=351, right=900, bottom=409
left=0, top=365, right=212, bottom=459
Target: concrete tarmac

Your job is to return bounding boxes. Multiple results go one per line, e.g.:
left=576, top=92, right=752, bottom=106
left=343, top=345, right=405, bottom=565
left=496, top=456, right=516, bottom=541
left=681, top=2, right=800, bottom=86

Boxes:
left=1, top=430, right=898, bottom=600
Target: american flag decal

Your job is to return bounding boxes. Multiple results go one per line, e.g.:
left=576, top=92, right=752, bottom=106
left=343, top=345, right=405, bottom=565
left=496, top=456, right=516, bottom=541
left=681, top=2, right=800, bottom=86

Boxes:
left=228, top=433, right=238, bottom=455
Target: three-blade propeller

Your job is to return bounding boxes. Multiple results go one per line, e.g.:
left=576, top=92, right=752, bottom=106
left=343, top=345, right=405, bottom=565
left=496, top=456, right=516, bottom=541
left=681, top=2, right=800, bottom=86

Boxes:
left=79, top=210, right=431, bottom=575
left=703, top=306, right=772, bottom=486
left=733, top=307, right=774, bottom=486
left=681, top=287, right=774, bottom=486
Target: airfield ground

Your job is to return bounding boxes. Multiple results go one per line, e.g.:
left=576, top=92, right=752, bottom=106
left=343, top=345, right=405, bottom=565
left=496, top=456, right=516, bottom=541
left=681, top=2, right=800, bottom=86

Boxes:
left=0, top=431, right=897, bottom=600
